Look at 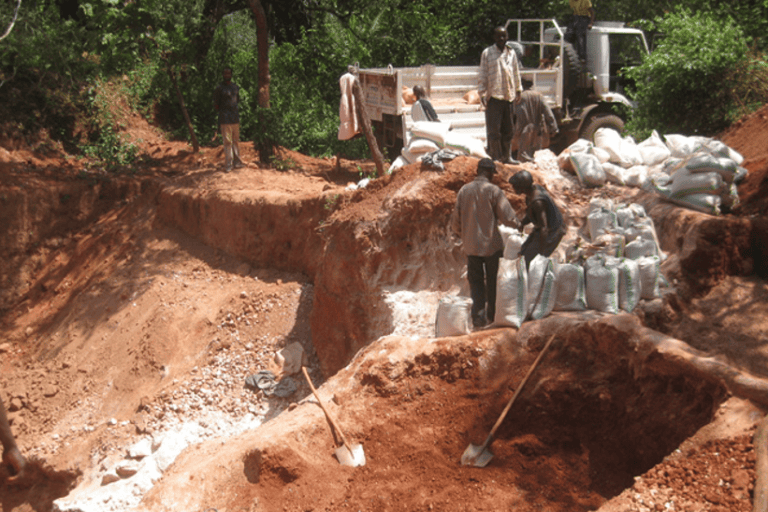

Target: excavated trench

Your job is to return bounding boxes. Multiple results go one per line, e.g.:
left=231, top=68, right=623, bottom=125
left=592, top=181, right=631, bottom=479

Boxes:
left=2, top=156, right=766, bottom=511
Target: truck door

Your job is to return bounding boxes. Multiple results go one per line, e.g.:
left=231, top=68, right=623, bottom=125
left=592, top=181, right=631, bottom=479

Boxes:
left=608, top=33, right=647, bottom=95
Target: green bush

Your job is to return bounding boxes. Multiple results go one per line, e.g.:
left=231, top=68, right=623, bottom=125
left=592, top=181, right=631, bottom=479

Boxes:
left=626, top=9, right=750, bottom=137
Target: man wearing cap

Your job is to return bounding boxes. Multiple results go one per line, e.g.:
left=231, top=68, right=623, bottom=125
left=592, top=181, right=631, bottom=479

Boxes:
left=451, top=158, right=520, bottom=328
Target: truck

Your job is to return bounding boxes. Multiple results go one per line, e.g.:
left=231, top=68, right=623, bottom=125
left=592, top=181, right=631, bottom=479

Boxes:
left=357, top=18, right=650, bottom=159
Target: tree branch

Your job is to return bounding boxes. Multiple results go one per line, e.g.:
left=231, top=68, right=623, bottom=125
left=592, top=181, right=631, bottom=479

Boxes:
left=0, top=0, right=22, bottom=42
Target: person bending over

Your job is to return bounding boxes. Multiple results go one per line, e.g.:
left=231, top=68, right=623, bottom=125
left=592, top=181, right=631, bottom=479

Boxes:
left=509, top=170, right=565, bottom=267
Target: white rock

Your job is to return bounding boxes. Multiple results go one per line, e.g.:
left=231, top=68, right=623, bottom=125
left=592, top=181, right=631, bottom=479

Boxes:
left=127, top=438, right=153, bottom=459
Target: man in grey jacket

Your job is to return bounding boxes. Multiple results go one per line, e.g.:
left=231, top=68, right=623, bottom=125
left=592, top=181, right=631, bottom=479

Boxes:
left=451, top=158, right=520, bottom=328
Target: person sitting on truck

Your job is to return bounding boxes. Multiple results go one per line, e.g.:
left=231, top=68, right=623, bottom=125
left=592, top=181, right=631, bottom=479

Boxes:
left=512, top=90, right=559, bottom=162
left=411, top=85, right=440, bottom=122
left=565, top=0, right=596, bottom=63
left=478, top=26, right=523, bottom=165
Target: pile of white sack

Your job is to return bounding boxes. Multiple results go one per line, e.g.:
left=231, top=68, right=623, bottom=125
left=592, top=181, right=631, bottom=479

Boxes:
left=388, top=121, right=490, bottom=173
left=559, top=129, right=747, bottom=215
left=435, top=199, right=667, bottom=336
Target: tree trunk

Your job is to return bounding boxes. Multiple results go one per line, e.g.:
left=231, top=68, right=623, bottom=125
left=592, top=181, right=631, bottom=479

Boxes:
left=165, top=60, right=200, bottom=153
left=351, top=78, right=385, bottom=176
left=246, top=0, right=273, bottom=164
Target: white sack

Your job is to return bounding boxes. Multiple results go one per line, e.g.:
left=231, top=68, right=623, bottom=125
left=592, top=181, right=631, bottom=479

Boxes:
left=620, top=135, right=644, bottom=168
left=617, top=258, right=642, bottom=312
left=585, top=257, right=620, bottom=314
left=665, top=134, right=707, bottom=158
left=602, top=162, right=627, bottom=186
left=638, top=130, right=671, bottom=166
left=435, top=295, right=473, bottom=337
left=588, top=208, right=618, bottom=241
left=407, top=137, right=441, bottom=154
left=443, top=132, right=490, bottom=158
left=527, top=255, right=556, bottom=321
left=624, top=238, right=656, bottom=260
left=410, top=121, right=451, bottom=147
left=624, top=165, right=649, bottom=188
left=670, top=168, right=724, bottom=198
left=503, top=230, right=526, bottom=260
left=637, top=255, right=661, bottom=299
left=570, top=153, right=607, bottom=187
left=594, top=127, right=624, bottom=164
left=387, top=156, right=408, bottom=174
left=554, top=262, right=587, bottom=311
left=494, top=257, right=529, bottom=328
left=684, top=153, right=739, bottom=183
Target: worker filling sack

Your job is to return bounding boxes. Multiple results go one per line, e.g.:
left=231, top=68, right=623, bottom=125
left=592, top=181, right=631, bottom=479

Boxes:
left=434, top=295, right=473, bottom=337
left=494, top=257, right=528, bottom=328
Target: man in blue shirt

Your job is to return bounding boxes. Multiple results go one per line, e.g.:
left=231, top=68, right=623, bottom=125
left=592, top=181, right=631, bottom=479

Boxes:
left=214, top=67, right=245, bottom=172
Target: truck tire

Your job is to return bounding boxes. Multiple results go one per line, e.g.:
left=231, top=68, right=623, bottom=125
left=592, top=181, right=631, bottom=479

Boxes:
left=580, top=114, right=624, bottom=143
left=562, top=42, right=582, bottom=101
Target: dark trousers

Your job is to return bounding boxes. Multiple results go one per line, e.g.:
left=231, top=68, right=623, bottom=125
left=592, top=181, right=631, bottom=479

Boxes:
left=565, top=15, right=591, bottom=62
left=484, top=97, right=514, bottom=145
left=467, top=250, right=503, bottom=323
left=520, top=227, right=566, bottom=269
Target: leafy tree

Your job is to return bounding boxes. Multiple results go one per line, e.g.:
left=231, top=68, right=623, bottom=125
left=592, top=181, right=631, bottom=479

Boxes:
left=625, top=8, right=750, bottom=137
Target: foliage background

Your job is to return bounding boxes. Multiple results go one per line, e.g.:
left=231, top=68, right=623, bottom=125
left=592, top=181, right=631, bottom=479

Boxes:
left=1, top=0, right=767, bottom=162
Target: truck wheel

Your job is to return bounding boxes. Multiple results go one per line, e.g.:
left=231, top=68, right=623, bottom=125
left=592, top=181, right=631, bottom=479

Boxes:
left=580, top=114, right=624, bottom=143
left=562, top=42, right=582, bottom=101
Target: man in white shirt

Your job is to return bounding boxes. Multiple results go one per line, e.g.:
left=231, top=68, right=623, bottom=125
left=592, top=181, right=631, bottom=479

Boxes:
left=478, top=26, right=523, bottom=165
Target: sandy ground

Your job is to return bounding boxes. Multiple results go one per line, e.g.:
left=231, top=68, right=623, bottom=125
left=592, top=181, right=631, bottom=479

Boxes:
left=0, top=101, right=767, bottom=512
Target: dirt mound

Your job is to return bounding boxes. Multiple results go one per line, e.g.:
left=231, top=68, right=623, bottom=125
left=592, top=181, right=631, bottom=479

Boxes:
left=720, top=103, right=768, bottom=217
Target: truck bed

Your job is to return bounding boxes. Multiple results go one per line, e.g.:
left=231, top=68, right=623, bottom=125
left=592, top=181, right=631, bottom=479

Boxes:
left=360, top=64, right=562, bottom=145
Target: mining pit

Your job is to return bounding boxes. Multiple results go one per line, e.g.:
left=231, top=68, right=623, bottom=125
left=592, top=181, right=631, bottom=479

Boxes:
left=1, top=104, right=768, bottom=512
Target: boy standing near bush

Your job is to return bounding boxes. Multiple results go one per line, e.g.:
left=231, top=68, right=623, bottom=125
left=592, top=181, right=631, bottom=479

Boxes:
left=214, top=67, right=245, bottom=172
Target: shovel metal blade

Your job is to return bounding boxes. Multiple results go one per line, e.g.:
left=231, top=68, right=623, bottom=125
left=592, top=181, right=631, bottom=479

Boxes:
left=335, top=443, right=366, bottom=467
left=461, top=443, right=493, bottom=467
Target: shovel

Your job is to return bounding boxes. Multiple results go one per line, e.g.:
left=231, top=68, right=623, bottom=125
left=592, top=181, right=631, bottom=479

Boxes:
left=301, top=366, right=366, bottom=467
left=461, top=334, right=557, bottom=467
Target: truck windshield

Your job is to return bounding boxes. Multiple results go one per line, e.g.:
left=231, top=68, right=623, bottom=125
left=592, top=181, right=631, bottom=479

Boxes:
left=610, top=34, right=646, bottom=67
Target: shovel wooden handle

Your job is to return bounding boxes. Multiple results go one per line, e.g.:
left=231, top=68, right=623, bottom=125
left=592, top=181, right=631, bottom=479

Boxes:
left=301, top=366, right=353, bottom=450
left=479, top=334, right=557, bottom=451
